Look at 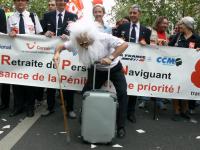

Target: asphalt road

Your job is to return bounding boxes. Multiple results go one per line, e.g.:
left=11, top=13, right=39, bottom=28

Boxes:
left=0, top=93, right=200, bottom=150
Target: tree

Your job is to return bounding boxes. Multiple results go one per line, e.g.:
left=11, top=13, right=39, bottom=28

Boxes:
left=113, top=0, right=200, bottom=32
left=0, top=0, right=48, bottom=19
left=29, top=0, right=48, bottom=18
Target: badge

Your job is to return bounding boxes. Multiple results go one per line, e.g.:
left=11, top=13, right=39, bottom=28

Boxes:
left=28, top=25, right=35, bottom=33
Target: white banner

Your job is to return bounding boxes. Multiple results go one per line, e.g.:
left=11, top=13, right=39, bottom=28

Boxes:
left=0, top=34, right=200, bottom=100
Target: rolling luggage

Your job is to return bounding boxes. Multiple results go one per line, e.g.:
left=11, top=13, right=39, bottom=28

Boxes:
left=81, top=64, right=117, bottom=144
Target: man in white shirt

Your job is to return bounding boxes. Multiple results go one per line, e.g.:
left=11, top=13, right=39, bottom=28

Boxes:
left=8, top=0, right=43, bottom=117
left=7, top=1, right=43, bottom=35
left=54, top=20, right=128, bottom=138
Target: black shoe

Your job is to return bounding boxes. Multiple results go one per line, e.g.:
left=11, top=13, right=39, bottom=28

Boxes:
left=117, top=127, right=126, bottom=138
left=41, top=110, right=54, bottom=117
left=0, top=104, right=8, bottom=110
left=26, top=110, right=34, bottom=117
left=171, top=114, right=182, bottom=121
left=127, top=114, right=136, bottom=123
left=9, top=109, right=23, bottom=117
left=181, top=113, right=191, bottom=120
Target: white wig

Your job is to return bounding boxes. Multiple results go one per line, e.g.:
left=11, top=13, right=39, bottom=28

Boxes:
left=69, top=19, right=99, bottom=43
left=68, top=19, right=104, bottom=67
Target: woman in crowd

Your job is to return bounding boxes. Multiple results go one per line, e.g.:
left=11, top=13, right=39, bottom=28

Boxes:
left=168, top=16, right=200, bottom=121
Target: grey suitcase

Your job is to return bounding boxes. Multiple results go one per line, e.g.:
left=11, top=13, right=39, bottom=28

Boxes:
left=81, top=64, right=117, bottom=144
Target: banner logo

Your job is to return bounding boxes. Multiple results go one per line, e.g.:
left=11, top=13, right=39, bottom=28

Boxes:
left=0, top=44, right=11, bottom=50
left=121, top=54, right=151, bottom=62
left=26, top=42, right=36, bottom=49
left=157, top=57, right=182, bottom=66
left=26, top=42, right=55, bottom=53
left=191, top=59, right=200, bottom=88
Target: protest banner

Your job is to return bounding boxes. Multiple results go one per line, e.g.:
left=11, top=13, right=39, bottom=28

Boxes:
left=0, top=34, right=200, bottom=100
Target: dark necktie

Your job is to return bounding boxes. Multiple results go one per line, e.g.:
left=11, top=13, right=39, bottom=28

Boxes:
left=19, top=13, right=25, bottom=34
left=130, top=24, right=136, bottom=43
left=57, top=13, right=63, bottom=36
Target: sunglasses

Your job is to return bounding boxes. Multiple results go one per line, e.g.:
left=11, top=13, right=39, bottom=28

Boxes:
left=79, top=41, right=89, bottom=47
left=48, top=4, right=56, bottom=6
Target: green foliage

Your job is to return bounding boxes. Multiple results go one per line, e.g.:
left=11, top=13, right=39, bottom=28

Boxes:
left=29, top=0, right=48, bottom=18
left=0, top=0, right=13, bottom=10
left=0, top=0, right=48, bottom=19
left=113, top=0, right=200, bottom=32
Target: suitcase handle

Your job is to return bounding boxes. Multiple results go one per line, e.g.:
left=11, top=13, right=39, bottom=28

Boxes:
left=93, top=61, right=111, bottom=91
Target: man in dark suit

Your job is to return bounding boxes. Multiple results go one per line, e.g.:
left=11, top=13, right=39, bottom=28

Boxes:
left=41, top=0, right=77, bottom=118
left=35, top=0, right=57, bottom=105
left=117, top=5, right=151, bottom=44
left=40, top=0, right=56, bottom=30
left=0, top=8, right=7, bottom=33
left=0, top=8, right=10, bottom=111
left=117, top=4, right=151, bottom=123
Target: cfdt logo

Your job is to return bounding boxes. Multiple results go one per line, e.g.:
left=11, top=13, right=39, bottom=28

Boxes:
left=156, top=57, right=182, bottom=66
left=191, top=59, right=200, bottom=88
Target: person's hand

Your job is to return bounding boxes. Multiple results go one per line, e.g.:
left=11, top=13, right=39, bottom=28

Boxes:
left=100, top=57, right=112, bottom=65
left=158, top=39, right=167, bottom=46
left=150, top=39, right=157, bottom=46
left=60, top=34, right=70, bottom=41
left=139, top=38, right=147, bottom=46
left=196, top=47, right=200, bottom=52
left=53, top=52, right=60, bottom=67
left=45, top=31, right=55, bottom=38
left=9, top=31, right=17, bottom=38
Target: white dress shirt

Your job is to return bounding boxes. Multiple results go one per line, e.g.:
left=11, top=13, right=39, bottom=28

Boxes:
left=129, top=22, right=140, bottom=43
left=7, top=10, right=43, bottom=34
left=64, top=33, right=125, bottom=70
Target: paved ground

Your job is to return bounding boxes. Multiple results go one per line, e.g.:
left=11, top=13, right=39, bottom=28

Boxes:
left=0, top=93, right=200, bottom=150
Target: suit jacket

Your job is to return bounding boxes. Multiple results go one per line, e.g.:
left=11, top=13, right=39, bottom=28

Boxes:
left=42, top=10, right=77, bottom=35
left=0, top=8, right=7, bottom=33
left=116, top=23, right=151, bottom=44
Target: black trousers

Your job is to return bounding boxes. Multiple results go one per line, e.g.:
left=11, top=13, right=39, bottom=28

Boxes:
left=128, top=96, right=137, bottom=115
left=82, top=62, right=128, bottom=128
left=46, top=88, right=74, bottom=112
left=1, top=84, right=10, bottom=107
left=189, top=100, right=196, bottom=110
left=12, top=85, right=35, bottom=111
left=34, top=87, right=44, bottom=101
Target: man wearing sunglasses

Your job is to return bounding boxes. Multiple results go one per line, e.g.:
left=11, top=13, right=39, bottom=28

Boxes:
left=40, top=0, right=56, bottom=32
left=53, top=20, right=129, bottom=138
left=48, top=0, right=56, bottom=12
